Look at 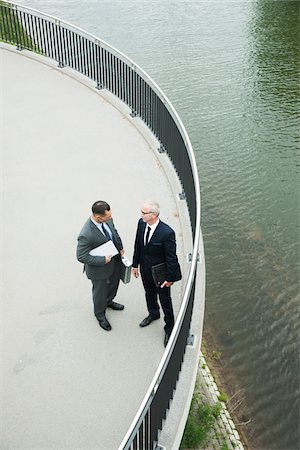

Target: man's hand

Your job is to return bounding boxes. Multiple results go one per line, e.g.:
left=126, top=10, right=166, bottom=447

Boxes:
left=161, top=280, right=173, bottom=288
left=105, top=255, right=112, bottom=264
left=120, top=249, right=125, bottom=257
left=132, top=267, right=139, bottom=278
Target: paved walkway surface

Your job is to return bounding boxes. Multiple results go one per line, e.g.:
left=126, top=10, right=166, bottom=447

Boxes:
left=0, top=45, right=193, bottom=449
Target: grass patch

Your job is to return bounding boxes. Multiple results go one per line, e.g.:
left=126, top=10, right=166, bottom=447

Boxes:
left=211, top=349, right=222, bottom=360
left=221, top=444, right=230, bottom=450
left=218, top=392, right=229, bottom=403
left=180, top=394, right=222, bottom=448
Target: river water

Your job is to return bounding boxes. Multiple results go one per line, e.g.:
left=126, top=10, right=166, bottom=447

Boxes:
left=19, top=1, right=300, bottom=449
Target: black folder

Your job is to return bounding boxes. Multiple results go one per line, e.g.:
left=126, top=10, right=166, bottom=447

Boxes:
left=151, top=262, right=166, bottom=287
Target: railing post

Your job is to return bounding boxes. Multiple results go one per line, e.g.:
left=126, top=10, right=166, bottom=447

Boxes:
left=179, top=190, right=186, bottom=200
left=157, top=144, right=165, bottom=154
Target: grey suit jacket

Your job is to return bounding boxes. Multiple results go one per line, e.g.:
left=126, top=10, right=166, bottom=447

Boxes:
left=76, top=218, right=123, bottom=280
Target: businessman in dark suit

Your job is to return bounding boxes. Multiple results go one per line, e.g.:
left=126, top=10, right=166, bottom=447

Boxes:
left=132, top=200, right=181, bottom=346
left=77, top=200, right=124, bottom=331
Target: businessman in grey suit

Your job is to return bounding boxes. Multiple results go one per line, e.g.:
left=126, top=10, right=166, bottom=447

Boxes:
left=77, top=200, right=125, bottom=331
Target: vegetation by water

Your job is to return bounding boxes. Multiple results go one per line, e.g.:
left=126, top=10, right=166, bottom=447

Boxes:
left=0, top=1, right=38, bottom=50
left=181, top=394, right=222, bottom=449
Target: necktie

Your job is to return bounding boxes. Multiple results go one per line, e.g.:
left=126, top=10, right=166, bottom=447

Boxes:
left=145, top=226, right=151, bottom=245
left=101, top=224, right=111, bottom=240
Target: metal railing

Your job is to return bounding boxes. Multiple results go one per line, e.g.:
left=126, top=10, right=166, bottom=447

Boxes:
left=0, top=2, right=202, bottom=448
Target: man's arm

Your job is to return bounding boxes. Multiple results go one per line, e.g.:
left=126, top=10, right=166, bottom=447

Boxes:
left=76, top=234, right=107, bottom=266
left=109, top=219, right=123, bottom=253
left=163, top=229, right=180, bottom=282
left=132, top=220, right=143, bottom=267
left=132, top=221, right=142, bottom=277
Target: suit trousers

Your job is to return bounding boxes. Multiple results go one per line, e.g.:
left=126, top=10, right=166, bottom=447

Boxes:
left=91, top=258, right=120, bottom=318
left=141, top=268, right=174, bottom=335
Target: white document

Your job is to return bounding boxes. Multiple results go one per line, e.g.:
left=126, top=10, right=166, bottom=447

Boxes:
left=89, top=240, right=119, bottom=257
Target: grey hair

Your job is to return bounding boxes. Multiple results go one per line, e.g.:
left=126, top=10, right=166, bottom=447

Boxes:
left=143, top=200, right=160, bottom=216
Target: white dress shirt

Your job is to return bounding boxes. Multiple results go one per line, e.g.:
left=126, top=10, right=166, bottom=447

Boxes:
left=144, top=219, right=160, bottom=245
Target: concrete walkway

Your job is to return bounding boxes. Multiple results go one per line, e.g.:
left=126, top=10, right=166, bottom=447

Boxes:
left=0, top=44, right=193, bottom=449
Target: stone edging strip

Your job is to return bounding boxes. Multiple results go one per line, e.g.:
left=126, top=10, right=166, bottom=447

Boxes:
left=198, top=351, right=245, bottom=450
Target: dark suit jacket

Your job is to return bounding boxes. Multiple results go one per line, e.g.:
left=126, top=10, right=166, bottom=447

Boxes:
left=132, top=218, right=181, bottom=282
left=77, top=218, right=123, bottom=280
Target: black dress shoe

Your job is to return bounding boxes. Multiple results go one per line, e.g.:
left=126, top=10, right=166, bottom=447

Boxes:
left=139, top=315, right=160, bottom=328
left=97, top=316, right=112, bottom=331
left=107, top=301, right=124, bottom=311
left=164, top=333, right=170, bottom=347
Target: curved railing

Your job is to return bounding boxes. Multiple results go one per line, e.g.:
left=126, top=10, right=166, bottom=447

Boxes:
left=0, top=2, right=202, bottom=448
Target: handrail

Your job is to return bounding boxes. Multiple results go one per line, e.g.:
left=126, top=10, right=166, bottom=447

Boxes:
left=0, top=2, right=202, bottom=448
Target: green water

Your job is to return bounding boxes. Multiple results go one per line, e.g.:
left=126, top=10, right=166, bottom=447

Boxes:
left=20, top=1, right=300, bottom=448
